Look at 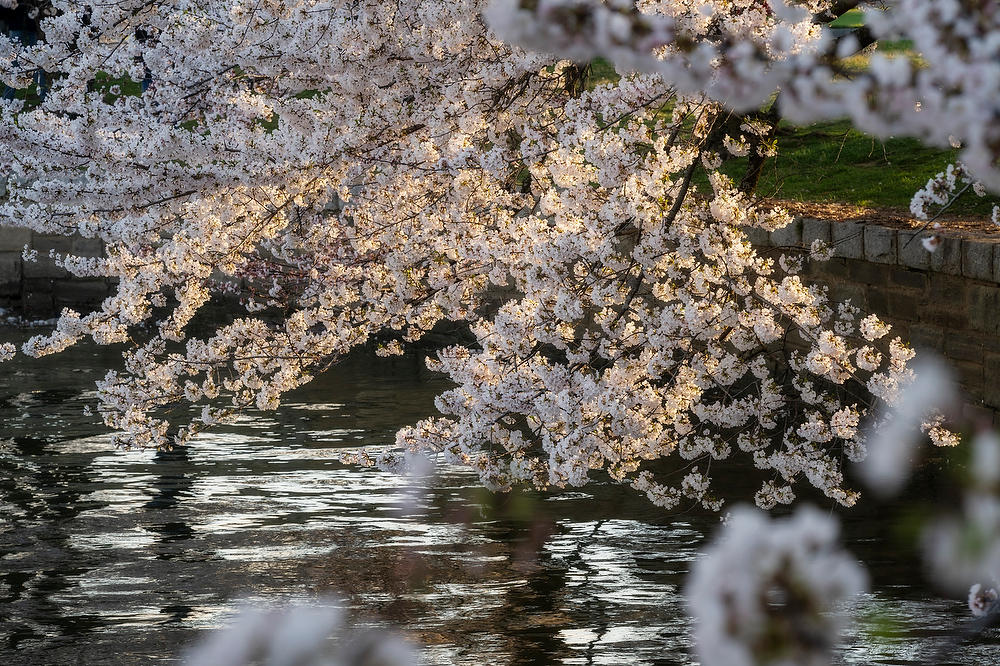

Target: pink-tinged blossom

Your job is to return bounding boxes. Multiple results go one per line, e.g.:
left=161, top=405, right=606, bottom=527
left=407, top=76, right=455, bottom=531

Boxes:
left=969, top=583, right=999, bottom=618
left=921, top=235, right=942, bottom=253
left=922, top=432, right=1000, bottom=594
left=973, top=431, right=1000, bottom=488
left=923, top=492, right=1000, bottom=594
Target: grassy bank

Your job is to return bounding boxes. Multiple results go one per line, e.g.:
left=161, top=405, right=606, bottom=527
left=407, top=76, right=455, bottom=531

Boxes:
left=724, top=121, right=994, bottom=218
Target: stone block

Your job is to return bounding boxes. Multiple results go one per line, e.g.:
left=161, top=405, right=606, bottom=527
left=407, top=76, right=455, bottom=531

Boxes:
left=802, top=218, right=831, bottom=244
left=931, top=274, right=970, bottom=298
left=21, top=291, right=53, bottom=316
left=53, top=280, right=109, bottom=308
left=993, top=244, right=1000, bottom=284
left=962, top=401, right=995, bottom=428
left=945, top=334, right=988, bottom=363
left=930, top=236, right=963, bottom=275
left=967, top=283, right=1000, bottom=335
left=0, top=251, right=20, bottom=282
left=848, top=260, right=889, bottom=285
left=884, top=289, right=921, bottom=322
left=22, top=277, right=54, bottom=294
left=23, top=233, right=72, bottom=280
left=22, top=255, right=66, bottom=279
left=0, top=252, right=20, bottom=296
left=743, top=226, right=770, bottom=247
left=827, top=282, right=867, bottom=309
left=889, top=322, right=910, bottom=339
left=963, top=239, right=995, bottom=282
left=0, top=226, right=32, bottom=252
left=807, top=257, right=849, bottom=280
left=889, top=266, right=927, bottom=290
left=864, top=225, right=897, bottom=264
left=985, top=354, right=1000, bottom=409
left=923, top=309, right=969, bottom=330
left=70, top=236, right=104, bottom=257
left=770, top=218, right=803, bottom=247
left=32, top=234, right=73, bottom=254
left=908, top=323, right=945, bottom=351
left=985, top=386, right=1000, bottom=413
left=899, top=231, right=932, bottom=270
left=831, top=221, right=864, bottom=259
left=867, top=287, right=889, bottom=315
left=954, top=359, right=984, bottom=395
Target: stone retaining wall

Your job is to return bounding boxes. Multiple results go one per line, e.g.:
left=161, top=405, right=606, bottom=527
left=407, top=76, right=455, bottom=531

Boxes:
left=2, top=219, right=1000, bottom=415
left=0, top=227, right=112, bottom=315
left=750, top=219, right=1000, bottom=420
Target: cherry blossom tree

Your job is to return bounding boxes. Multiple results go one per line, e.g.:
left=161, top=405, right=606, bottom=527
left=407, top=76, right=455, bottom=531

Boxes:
left=0, top=1, right=964, bottom=513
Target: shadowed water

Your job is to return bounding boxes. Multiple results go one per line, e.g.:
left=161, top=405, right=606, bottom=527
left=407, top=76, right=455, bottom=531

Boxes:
left=0, top=330, right=996, bottom=665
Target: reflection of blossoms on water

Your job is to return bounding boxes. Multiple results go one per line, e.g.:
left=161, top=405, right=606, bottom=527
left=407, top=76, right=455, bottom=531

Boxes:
left=186, top=602, right=418, bottom=666
left=687, top=506, right=866, bottom=666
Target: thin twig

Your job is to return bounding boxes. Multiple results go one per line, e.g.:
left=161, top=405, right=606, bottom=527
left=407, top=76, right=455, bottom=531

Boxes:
left=902, top=182, right=973, bottom=249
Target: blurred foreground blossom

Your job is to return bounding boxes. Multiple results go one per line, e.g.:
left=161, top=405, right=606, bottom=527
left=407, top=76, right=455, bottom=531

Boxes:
left=924, top=432, right=1000, bottom=595
left=923, top=493, right=1000, bottom=594
left=920, top=235, right=942, bottom=253
left=687, top=506, right=866, bottom=666
left=186, top=601, right=419, bottom=666
left=972, top=430, right=1000, bottom=488
left=857, top=357, right=958, bottom=497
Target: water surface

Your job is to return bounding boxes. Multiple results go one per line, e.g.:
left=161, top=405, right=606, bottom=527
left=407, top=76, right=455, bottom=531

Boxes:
left=0, top=331, right=995, bottom=665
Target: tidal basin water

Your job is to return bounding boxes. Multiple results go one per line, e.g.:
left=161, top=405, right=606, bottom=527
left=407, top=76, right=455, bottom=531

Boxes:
left=0, top=328, right=997, bottom=665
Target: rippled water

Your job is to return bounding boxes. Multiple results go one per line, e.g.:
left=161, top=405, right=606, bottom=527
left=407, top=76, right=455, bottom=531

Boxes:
left=0, top=328, right=996, bottom=665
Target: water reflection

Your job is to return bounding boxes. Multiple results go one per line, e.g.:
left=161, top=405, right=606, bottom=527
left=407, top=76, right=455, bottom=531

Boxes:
left=0, top=333, right=996, bottom=665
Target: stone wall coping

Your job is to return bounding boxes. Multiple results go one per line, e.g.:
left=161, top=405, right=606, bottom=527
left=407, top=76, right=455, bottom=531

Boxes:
left=747, top=217, right=1000, bottom=284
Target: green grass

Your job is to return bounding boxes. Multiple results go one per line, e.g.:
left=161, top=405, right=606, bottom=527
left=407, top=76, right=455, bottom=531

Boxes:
left=586, top=59, right=620, bottom=90
left=829, top=8, right=865, bottom=29
left=720, top=120, right=995, bottom=218
left=6, top=71, right=143, bottom=108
